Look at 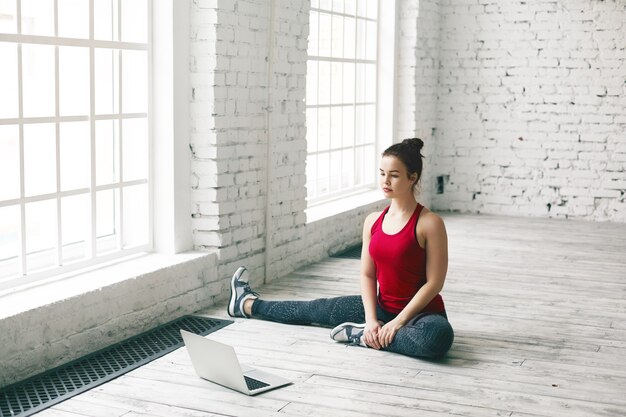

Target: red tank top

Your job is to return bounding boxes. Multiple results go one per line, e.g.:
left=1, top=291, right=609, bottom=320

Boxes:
left=369, top=204, right=445, bottom=315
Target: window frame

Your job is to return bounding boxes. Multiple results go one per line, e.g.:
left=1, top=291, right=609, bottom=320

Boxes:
left=305, top=0, right=396, bottom=206
left=0, top=0, right=168, bottom=292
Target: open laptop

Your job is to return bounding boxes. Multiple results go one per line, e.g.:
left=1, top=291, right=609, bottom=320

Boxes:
left=180, top=329, right=291, bottom=395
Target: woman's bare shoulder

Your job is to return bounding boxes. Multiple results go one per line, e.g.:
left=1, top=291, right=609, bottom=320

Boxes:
left=363, top=210, right=383, bottom=230
left=418, top=209, right=446, bottom=234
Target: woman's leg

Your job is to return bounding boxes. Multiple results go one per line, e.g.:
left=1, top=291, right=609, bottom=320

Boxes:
left=251, top=295, right=366, bottom=327
left=385, top=313, right=454, bottom=359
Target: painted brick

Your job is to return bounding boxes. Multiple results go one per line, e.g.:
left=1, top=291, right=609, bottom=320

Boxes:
left=433, top=0, right=626, bottom=221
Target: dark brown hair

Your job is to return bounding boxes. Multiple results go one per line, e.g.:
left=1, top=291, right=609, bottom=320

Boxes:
left=382, top=138, right=425, bottom=189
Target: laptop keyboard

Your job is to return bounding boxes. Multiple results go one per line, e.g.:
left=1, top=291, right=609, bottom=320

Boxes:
left=244, top=375, right=270, bottom=391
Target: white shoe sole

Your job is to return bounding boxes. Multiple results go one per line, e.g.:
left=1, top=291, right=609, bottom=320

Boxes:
left=228, top=266, right=246, bottom=317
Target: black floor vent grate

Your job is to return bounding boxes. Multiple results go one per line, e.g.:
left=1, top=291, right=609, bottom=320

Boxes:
left=331, top=244, right=362, bottom=259
left=0, top=315, right=232, bottom=417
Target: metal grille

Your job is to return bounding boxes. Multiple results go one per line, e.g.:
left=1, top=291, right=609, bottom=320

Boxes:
left=332, top=243, right=362, bottom=259
left=0, top=315, right=232, bottom=417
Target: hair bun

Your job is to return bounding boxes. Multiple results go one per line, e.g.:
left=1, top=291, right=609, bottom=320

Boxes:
left=402, top=138, right=424, bottom=152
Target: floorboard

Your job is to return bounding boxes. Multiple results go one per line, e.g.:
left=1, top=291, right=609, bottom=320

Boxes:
left=36, top=213, right=626, bottom=417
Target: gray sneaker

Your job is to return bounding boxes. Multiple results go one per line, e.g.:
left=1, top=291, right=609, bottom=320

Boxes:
left=228, top=266, right=259, bottom=318
left=330, top=322, right=367, bottom=347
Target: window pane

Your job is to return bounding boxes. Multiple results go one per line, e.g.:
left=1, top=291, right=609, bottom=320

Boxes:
left=122, top=118, right=148, bottom=181
left=25, top=199, right=56, bottom=273
left=94, top=0, right=115, bottom=41
left=21, top=0, right=53, bottom=36
left=318, top=12, right=331, bottom=57
left=341, top=148, right=354, bottom=189
left=306, top=60, right=317, bottom=106
left=364, top=104, right=375, bottom=144
left=367, top=0, right=378, bottom=19
left=96, top=189, right=118, bottom=254
left=365, top=63, right=376, bottom=102
left=330, top=62, right=342, bottom=104
left=0, top=0, right=17, bottom=33
left=341, top=105, right=354, bottom=148
left=60, top=121, right=90, bottom=191
left=0, top=125, right=20, bottom=201
left=121, top=0, right=147, bottom=43
left=330, top=106, right=342, bottom=150
left=329, top=150, right=341, bottom=193
left=342, top=61, right=355, bottom=104
left=58, top=0, right=88, bottom=39
left=96, top=120, right=119, bottom=185
left=355, top=146, right=363, bottom=185
left=355, top=104, right=365, bottom=145
left=318, top=0, right=331, bottom=11
left=306, top=108, right=317, bottom=153
left=24, top=123, right=56, bottom=197
left=61, top=194, right=89, bottom=263
left=366, top=20, right=377, bottom=60
left=22, top=44, right=55, bottom=117
left=331, top=15, right=343, bottom=58
left=318, top=61, right=330, bottom=105
left=317, top=152, right=329, bottom=196
left=344, top=0, right=356, bottom=15
left=318, top=107, right=330, bottom=151
left=356, top=18, right=366, bottom=60
left=122, top=50, right=148, bottom=113
left=343, top=16, right=355, bottom=59
left=306, top=154, right=317, bottom=199
left=332, top=0, right=343, bottom=13
left=0, top=42, right=18, bottom=118
left=122, top=184, right=148, bottom=248
left=355, top=63, right=366, bottom=102
left=363, top=144, right=375, bottom=185
left=59, top=46, right=89, bottom=116
left=95, top=48, right=120, bottom=115
left=356, top=0, right=367, bottom=17
left=0, top=205, right=19, bottom=280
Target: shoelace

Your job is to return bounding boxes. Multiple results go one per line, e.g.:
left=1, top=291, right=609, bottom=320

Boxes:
left=242, top=282, right=260, bottom=298
left=348, top=329, right=364, bottom=346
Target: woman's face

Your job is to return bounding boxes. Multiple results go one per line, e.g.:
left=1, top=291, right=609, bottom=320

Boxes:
left=379, top=155, right=417, bottom=198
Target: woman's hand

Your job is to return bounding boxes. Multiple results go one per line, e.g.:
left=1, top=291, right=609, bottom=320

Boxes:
left=363, top=320, right=383, bottom=349
left=378, top=318, right=405, bottom=348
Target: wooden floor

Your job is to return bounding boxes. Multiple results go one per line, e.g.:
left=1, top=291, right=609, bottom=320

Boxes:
left=37, top=213, right=626, bottom=417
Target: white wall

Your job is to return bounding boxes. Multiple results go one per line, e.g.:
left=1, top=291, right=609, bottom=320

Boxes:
left=431, top=0, right=626, bottom=221
left=396, top=0, right=442, bottom=207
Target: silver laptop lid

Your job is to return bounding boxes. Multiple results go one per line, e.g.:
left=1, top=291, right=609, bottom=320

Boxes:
left=180, top=330, right=249, bottom=393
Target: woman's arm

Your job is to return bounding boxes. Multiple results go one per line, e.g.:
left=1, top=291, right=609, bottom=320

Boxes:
left=360, top=211, right=383, bottom=349
left=378, top=211, right=449, bottom=348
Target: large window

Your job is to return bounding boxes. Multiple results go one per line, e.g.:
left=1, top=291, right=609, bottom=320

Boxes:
left=306, top=0, right=378, bottom=203
left=0, top=0, right=151, bottom=290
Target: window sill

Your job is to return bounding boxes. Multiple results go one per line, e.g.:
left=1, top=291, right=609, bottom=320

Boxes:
left=0, top=250, right=215, bottom=321
left=305, top=189, right=386, bottom=223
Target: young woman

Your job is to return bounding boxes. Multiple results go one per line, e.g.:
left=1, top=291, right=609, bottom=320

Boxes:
left=228, top=138, right=454, bottom=359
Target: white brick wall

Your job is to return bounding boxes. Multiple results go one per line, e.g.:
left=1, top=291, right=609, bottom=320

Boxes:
left=396, top=0, right=442, bottom=208
left=188, top=0, right=387, bottom=288
left=432, top=0, right=626, bottom=221
left=191, top=0, right=272, bottom=288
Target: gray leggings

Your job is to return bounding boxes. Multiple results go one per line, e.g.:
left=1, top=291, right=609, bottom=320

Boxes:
left=251, top=295, right=454, bottom=359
